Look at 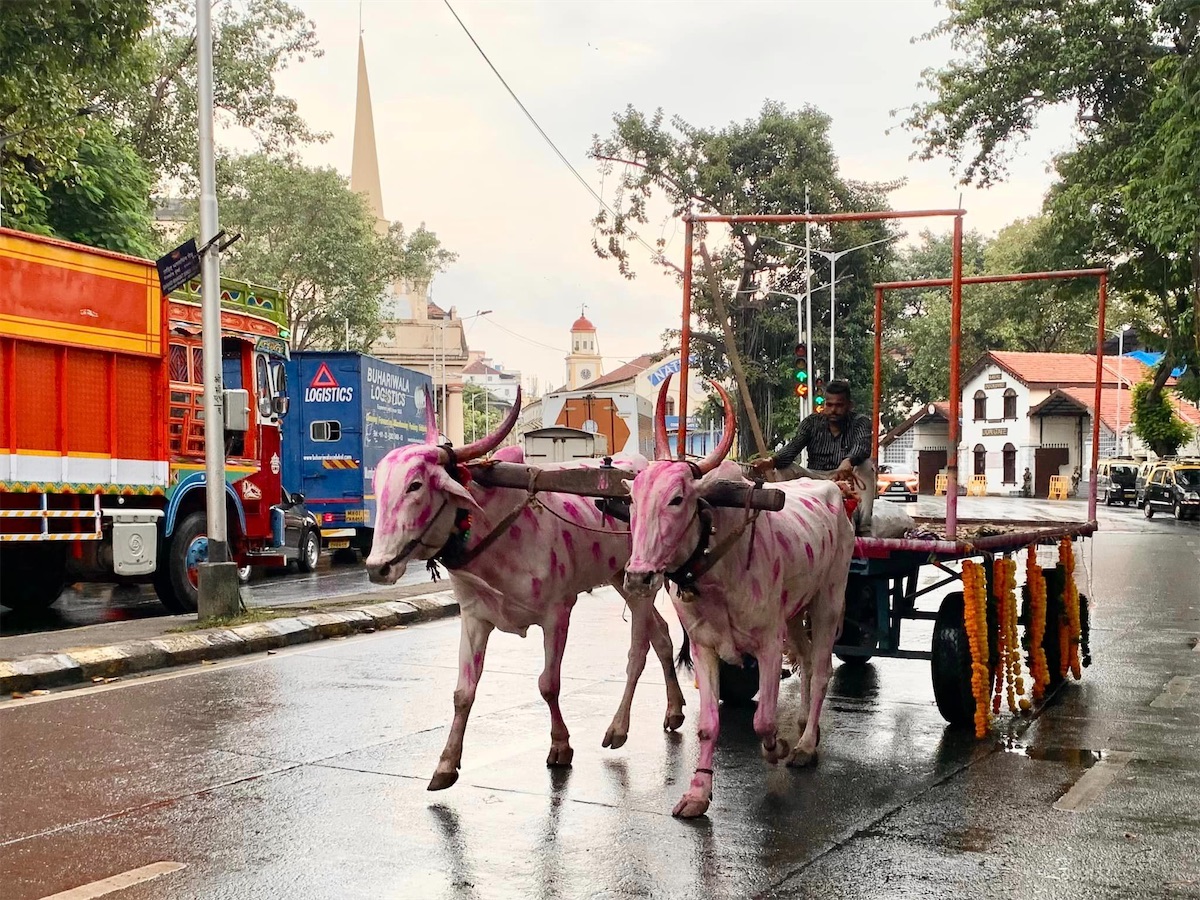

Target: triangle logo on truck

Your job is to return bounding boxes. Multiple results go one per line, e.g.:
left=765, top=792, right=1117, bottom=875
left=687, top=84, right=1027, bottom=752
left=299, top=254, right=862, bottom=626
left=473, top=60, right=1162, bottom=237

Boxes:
left=310, top=363, right=339, bottom=389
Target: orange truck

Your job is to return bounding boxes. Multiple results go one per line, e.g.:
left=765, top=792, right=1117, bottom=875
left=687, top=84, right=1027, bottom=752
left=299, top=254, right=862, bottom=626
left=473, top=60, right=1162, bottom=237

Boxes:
left=0, top=227, right=292, bottom=613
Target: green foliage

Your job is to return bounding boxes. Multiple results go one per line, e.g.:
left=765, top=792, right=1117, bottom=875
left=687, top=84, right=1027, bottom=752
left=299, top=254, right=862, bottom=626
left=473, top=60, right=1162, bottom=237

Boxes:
left=1131, top=380, right=1195, bottom=457
left=591, top=101, right=899, bottom=455
left=210, top=154, right=455, bottom=351
left=463, top=383, right=506, bottom=443
left=905, top=0, right=1200, bottom=401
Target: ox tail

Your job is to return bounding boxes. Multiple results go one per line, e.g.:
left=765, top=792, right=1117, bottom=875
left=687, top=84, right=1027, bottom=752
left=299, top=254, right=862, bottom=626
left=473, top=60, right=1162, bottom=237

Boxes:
left=675, top=630, right=693, bottom=672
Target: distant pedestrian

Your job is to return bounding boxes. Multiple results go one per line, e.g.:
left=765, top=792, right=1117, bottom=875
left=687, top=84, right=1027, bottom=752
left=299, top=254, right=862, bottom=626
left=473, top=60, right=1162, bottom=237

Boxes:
left=1022, top=467, right=1032, bottom=498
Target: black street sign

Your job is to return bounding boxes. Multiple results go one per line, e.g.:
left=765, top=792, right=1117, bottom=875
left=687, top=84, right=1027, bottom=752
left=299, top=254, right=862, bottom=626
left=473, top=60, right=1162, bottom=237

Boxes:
left=156, top=238, right=200, bottom=295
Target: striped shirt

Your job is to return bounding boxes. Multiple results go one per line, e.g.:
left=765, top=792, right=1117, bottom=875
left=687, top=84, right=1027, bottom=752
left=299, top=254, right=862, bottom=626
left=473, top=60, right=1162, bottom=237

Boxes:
left=773, top=411, right=872, bottom=472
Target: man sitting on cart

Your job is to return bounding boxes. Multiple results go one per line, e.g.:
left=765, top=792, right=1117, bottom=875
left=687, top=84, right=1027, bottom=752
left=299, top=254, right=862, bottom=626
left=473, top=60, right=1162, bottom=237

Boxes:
left=750, top=378, right=875, bottom=534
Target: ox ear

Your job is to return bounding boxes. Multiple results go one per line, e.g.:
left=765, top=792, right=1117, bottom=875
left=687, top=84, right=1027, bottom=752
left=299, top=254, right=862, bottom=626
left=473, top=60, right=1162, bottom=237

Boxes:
left=432, top=467, right=482, bottom=511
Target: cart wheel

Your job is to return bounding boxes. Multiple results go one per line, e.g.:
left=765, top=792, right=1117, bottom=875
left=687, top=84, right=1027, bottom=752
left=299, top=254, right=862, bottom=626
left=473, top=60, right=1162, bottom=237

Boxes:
left=931, top=591, right=993, bottom=727
left=836, top=575, right=877, bottom=666
left=719, top=656, right=760, bottom=707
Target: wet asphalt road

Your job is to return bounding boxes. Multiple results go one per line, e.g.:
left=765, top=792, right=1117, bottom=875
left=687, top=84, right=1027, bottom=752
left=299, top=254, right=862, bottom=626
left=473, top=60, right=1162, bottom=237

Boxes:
left=2, top=508, right=1198, bottom=898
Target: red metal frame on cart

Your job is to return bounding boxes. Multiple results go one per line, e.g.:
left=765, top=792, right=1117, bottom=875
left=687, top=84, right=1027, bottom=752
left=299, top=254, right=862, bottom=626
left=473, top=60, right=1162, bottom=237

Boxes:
left=871, top=268, right=1109, bottom=531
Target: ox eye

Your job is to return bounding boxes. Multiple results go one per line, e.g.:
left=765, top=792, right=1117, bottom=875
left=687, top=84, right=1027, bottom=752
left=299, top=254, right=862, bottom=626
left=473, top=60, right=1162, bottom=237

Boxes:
left=668, top=496, right=684, bottom=506
left=406, top=481, right=423, bottom=494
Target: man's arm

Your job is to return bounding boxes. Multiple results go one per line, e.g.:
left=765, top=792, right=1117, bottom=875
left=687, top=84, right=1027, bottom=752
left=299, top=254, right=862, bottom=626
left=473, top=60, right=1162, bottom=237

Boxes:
left=844, top=414, right=872, bottom=467
left=772, top=416, right=813, bottom=470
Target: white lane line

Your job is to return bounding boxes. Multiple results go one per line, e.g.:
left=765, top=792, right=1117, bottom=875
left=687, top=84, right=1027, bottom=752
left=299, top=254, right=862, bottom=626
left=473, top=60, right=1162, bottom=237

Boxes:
left=1054, top=751, right=1134, bottom=813
left=39, top=861, right=186, bottom=900
left=1150, top=675, right=1194, bottom=709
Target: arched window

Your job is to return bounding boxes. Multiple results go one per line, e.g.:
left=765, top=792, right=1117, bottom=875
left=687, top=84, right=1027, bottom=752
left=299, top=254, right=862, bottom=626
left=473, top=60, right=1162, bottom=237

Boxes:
left=974, top=444, right=986, bottom=476
left=1003, top=442, right=1017, bottom=484
left=974, top=390, right=987, bottom=421
left=1003, top=388, right=1017, bottom=420
left=665, top=397, right=677, bottom=417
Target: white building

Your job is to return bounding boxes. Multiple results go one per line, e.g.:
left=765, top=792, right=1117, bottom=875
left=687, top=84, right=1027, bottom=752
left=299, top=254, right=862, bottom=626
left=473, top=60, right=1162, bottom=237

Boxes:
left=461, top=355, right=521, bottom=406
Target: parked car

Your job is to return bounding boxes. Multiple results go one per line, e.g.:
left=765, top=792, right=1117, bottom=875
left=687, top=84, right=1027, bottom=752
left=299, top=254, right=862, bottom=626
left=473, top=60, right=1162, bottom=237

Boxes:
left=1141, top=462, right=1200, bottom=521
left=238, top=492, right=322, bottom=582
left=1096, top=458, right=1139, bottom=506
left=876, top=464, right=919, bottom=502
left=1134, top=460, right=1162, bottom=506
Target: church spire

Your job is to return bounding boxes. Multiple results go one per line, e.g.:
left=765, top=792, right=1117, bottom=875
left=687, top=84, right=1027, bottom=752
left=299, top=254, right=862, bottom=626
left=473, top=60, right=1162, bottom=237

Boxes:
left=350, top=35, right=386, bottom=232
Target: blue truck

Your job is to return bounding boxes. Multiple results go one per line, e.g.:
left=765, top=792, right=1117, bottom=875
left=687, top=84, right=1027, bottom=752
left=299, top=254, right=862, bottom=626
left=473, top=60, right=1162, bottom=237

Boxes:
left=282, top=351, right=433, bottom=560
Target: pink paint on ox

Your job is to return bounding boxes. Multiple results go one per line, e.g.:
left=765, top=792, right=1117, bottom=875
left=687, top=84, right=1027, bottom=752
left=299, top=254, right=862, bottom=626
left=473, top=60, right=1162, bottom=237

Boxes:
left=623, top=375, right=854, bottom=819
left=364, top=388, right=685, bottom=791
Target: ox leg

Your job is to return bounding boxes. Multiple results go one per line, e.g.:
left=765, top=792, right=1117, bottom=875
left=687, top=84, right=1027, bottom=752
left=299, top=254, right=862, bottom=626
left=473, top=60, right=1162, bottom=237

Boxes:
left=789, top=590, right=841, bottom=768
left=673, top=641, right=719, bottom=819
left=790, top=613, right=814, bottom=731
left=604, top=583, right=686, bottom=749
left=429, top=613, right=494, bottom=791
left=541, top=599, right=576, bottom=768
left=756, top=638, right=790, bottom=765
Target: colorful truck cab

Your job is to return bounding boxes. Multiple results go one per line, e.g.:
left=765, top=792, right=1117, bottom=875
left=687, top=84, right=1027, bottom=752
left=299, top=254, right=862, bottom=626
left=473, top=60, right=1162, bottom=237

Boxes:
left=0, top=227, right=291, bottom=613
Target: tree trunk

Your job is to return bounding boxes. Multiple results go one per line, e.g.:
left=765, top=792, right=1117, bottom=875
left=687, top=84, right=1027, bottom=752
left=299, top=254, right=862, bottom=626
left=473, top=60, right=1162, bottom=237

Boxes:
left=698, top=242, right=769, bottom=457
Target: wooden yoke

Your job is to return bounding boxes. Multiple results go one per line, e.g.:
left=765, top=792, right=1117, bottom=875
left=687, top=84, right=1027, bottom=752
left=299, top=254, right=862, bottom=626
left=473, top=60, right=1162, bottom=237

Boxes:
left=467, top=460, right=786, bottom=511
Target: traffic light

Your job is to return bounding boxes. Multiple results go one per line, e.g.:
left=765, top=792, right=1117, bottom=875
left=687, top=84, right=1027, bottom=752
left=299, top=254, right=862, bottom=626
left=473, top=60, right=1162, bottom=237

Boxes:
left=813, top=377, right=826, bottom=412
left=792, top=345, right=809, bottom=398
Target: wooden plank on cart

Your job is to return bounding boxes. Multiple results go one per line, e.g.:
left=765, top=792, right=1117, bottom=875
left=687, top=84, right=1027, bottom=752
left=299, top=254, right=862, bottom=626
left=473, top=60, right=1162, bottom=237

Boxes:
left=467, top=461, right=786, bottom=510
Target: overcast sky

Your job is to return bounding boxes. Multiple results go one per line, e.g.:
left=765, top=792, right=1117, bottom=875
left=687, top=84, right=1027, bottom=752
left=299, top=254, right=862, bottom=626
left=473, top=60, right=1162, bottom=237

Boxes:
left=276, top=0, right=1076, bottom=391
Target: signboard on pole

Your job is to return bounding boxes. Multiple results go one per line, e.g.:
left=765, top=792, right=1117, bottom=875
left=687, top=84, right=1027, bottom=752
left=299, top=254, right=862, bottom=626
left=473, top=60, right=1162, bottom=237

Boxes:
left=155, top=238, right=200, bottom=296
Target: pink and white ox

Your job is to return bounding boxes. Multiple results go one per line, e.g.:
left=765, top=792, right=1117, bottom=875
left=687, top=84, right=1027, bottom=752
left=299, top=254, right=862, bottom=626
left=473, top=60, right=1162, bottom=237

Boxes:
left=623, top=378, right=854, bottom=818
left=366, top=389, right=685, bottom=790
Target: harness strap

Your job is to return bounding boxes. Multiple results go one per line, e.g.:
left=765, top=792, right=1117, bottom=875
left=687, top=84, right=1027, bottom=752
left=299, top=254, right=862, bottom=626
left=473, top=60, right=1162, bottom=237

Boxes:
left=668, top=498, right=762, bottom=593
left=437, top=470, right=540, bottom=570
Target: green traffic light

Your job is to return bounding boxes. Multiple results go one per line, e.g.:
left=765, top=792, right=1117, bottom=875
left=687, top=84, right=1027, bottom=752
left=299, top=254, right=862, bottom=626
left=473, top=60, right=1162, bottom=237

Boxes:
left=794, top=370, right=808, bottom=382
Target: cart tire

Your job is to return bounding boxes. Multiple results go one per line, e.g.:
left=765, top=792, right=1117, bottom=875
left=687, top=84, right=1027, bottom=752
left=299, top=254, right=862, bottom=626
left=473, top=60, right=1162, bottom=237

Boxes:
left=836, top=574, right=877, bottom=666
left=1020, top=566, right=1067, bottom=692
left=719, top=656, right=760, bottom=707
left=931, top=591, right=989, bottom=727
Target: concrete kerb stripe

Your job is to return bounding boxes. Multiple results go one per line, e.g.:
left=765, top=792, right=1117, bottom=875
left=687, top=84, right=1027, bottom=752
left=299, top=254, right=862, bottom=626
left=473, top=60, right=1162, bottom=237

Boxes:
left=0, top=593, right=459, bottom=696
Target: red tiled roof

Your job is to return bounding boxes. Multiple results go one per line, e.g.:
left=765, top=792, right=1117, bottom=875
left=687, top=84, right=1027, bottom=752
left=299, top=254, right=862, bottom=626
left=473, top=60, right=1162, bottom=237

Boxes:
left=1031, top=387, right=1200, bottom=432
left=428, top=301, right=448, bottom=320
left=880, top=400, right=952, bottom=448
left=462, top=359, right=512, bottom=377
left=581, top=353, right=660, bottom=389
left=973, top=351, right=1167, bottom=388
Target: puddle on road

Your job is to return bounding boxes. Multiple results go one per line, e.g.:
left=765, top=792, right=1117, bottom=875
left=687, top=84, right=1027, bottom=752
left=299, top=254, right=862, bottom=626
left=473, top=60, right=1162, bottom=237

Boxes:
left=1004, top=743, right=1106, bottom=767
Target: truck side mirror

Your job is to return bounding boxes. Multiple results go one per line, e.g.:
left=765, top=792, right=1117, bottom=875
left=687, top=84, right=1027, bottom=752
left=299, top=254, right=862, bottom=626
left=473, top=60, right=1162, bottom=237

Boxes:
left=272, top=395, right=290, bottom=417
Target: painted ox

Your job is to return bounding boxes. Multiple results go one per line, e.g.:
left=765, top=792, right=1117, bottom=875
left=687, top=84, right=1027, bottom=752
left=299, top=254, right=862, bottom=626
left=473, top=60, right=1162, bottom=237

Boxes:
left=623, top=378, right=855, bottom=818
left=366, top=389, right=685, bottom=790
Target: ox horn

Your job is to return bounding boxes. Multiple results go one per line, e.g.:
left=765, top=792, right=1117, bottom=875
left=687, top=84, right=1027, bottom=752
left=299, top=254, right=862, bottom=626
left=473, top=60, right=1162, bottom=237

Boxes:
left=452, top=385, right=523, bottom=462
left=694, top=380, right=736, bottom=475
left=653, top=375, right=673, bottom=459
left=423, top=384, right=439, bottom=444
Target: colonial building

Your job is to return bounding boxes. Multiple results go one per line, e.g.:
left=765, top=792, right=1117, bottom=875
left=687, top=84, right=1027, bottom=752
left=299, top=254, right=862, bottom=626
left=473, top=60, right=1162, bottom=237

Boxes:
left=879, top=402, right=954, bottom=493
left=461, top=355, right=521, bottom=406
left=565, top=312, right=603, bottom=389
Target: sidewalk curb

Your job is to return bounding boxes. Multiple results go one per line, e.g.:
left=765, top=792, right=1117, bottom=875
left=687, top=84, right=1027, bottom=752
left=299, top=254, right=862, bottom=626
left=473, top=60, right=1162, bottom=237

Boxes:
left=0, top=594, right=459, bottom=696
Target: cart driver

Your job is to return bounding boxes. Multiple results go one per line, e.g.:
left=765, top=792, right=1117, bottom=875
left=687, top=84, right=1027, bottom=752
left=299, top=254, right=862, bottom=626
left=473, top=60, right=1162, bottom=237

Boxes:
left=749, top=378, right=876, bottom=533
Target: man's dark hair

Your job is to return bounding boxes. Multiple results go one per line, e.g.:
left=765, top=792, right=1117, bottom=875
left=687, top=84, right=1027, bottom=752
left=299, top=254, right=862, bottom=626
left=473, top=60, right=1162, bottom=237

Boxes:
left=825, top=379, right=852, bottom=400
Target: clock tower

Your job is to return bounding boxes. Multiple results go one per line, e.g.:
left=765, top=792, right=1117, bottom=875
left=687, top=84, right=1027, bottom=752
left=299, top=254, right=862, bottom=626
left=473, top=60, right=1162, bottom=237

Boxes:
left=565, top=308, right=602, bottom=389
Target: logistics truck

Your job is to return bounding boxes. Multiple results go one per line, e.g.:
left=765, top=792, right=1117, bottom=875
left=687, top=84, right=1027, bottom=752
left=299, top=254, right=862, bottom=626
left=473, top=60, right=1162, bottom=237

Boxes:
left=281, top=351, right=432, bottom=559
left=0, top=228, right=293, bottom=613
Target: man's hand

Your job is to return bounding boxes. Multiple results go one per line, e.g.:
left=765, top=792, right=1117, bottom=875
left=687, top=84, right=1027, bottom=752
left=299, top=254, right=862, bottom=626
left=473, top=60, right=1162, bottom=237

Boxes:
left=832, top=459, right=862, bottom=488
left=750, top=457, right=775, bottom=474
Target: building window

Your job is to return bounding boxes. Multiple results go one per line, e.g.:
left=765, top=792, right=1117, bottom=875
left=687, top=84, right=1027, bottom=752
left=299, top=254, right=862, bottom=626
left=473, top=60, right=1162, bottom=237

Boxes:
left=974, top=390, right=987, bottom=421
left=666, top=397, right=676, bottom=417
left=311, top=421, right=342, bottom=442
left=1003, top=388, right=1017, bottom=420
left=974, top=443, right=986, bottom=476
left=1003, top=443, right=1016, bottom=484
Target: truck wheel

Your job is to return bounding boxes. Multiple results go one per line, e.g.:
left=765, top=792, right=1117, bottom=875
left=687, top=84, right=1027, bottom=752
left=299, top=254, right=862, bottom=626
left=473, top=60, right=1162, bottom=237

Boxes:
left=155, top=511, right=207, bottom=613
left=297, top=529, right=319, bottom=573
left=0, top=544, right=67, bottom=612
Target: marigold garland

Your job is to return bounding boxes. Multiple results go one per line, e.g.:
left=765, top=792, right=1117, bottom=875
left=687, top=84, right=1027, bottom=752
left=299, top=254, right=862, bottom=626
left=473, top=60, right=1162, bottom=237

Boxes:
left=991, top=557, right=1025, bottom=715
left=1025, top=546, right=1050, bottom=701
left=962, top=560, right=991, bottom=738
left=1059, top=538, right=1083, bottom=680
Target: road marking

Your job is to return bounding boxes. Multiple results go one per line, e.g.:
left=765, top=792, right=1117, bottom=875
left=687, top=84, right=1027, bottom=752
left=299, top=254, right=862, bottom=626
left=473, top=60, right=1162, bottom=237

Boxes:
left=39, top=861, right=186, bottom=899
left=1150, top=675, right=1194, bottom=709
left=1054, top=750, right=1134, bottom=812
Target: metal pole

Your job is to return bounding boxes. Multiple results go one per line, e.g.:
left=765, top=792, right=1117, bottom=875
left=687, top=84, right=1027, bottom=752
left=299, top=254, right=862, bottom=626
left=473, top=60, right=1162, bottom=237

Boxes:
left=872, top=286, right=883, bottom=462
left=804, top=186, right=812, bottom=420
left=1116, top=328, right=1123, bottom=454
left=946, top=215, right=964, bottom=539
left=828, top=254, right=836, bottom=381
left=677, top=218, right=694, bottom=459
left=195, top=0, right=237, bottom=616
left=345, top=317, right=349, bottom=351
left=1089, top=275, right=1107, bottom=523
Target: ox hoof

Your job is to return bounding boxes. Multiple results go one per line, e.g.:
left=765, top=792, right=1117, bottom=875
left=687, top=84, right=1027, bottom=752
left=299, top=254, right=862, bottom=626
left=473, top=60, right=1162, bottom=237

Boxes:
left=428, top=770, right=460, bottom=791
left=787, top=747, right=818, bottom=768
left=672, top=794, right=711, bottom=819
left=762, top=738, right=792, bottom=766
left=546, top=745, right=574, bottom=768
left=603, top=727, right=628, bottom=750
left=664, top=712, right=685, bottom=733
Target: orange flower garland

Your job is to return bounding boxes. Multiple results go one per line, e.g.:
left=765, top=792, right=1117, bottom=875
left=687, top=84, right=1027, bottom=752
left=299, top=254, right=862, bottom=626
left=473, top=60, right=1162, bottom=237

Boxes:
left=1025, top=546, right=1050, bottom=701
left=1059, top=538, right=1083, bottom=680
left=992, top=557, right=1025, bottom=714
left=962, top=560, right=991, bottom=738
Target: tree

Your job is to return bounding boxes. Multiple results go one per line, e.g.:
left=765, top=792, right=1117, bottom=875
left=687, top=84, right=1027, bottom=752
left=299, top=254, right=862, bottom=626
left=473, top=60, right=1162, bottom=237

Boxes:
left=1131, top=380, right=1195, bottom=457
left=904, top=0, right=1200, bottom=405
left=210, top=154, right=455, bottom=351
left=591, top=101, right=899, bottom=457
left=463, top=384, right=505, bottom=443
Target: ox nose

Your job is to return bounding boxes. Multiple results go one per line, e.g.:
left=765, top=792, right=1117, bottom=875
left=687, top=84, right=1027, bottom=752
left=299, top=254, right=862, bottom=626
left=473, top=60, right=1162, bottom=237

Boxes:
left=366, top=561, right=393, bottom=584
left=623, top=570, right=662, bottom=596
